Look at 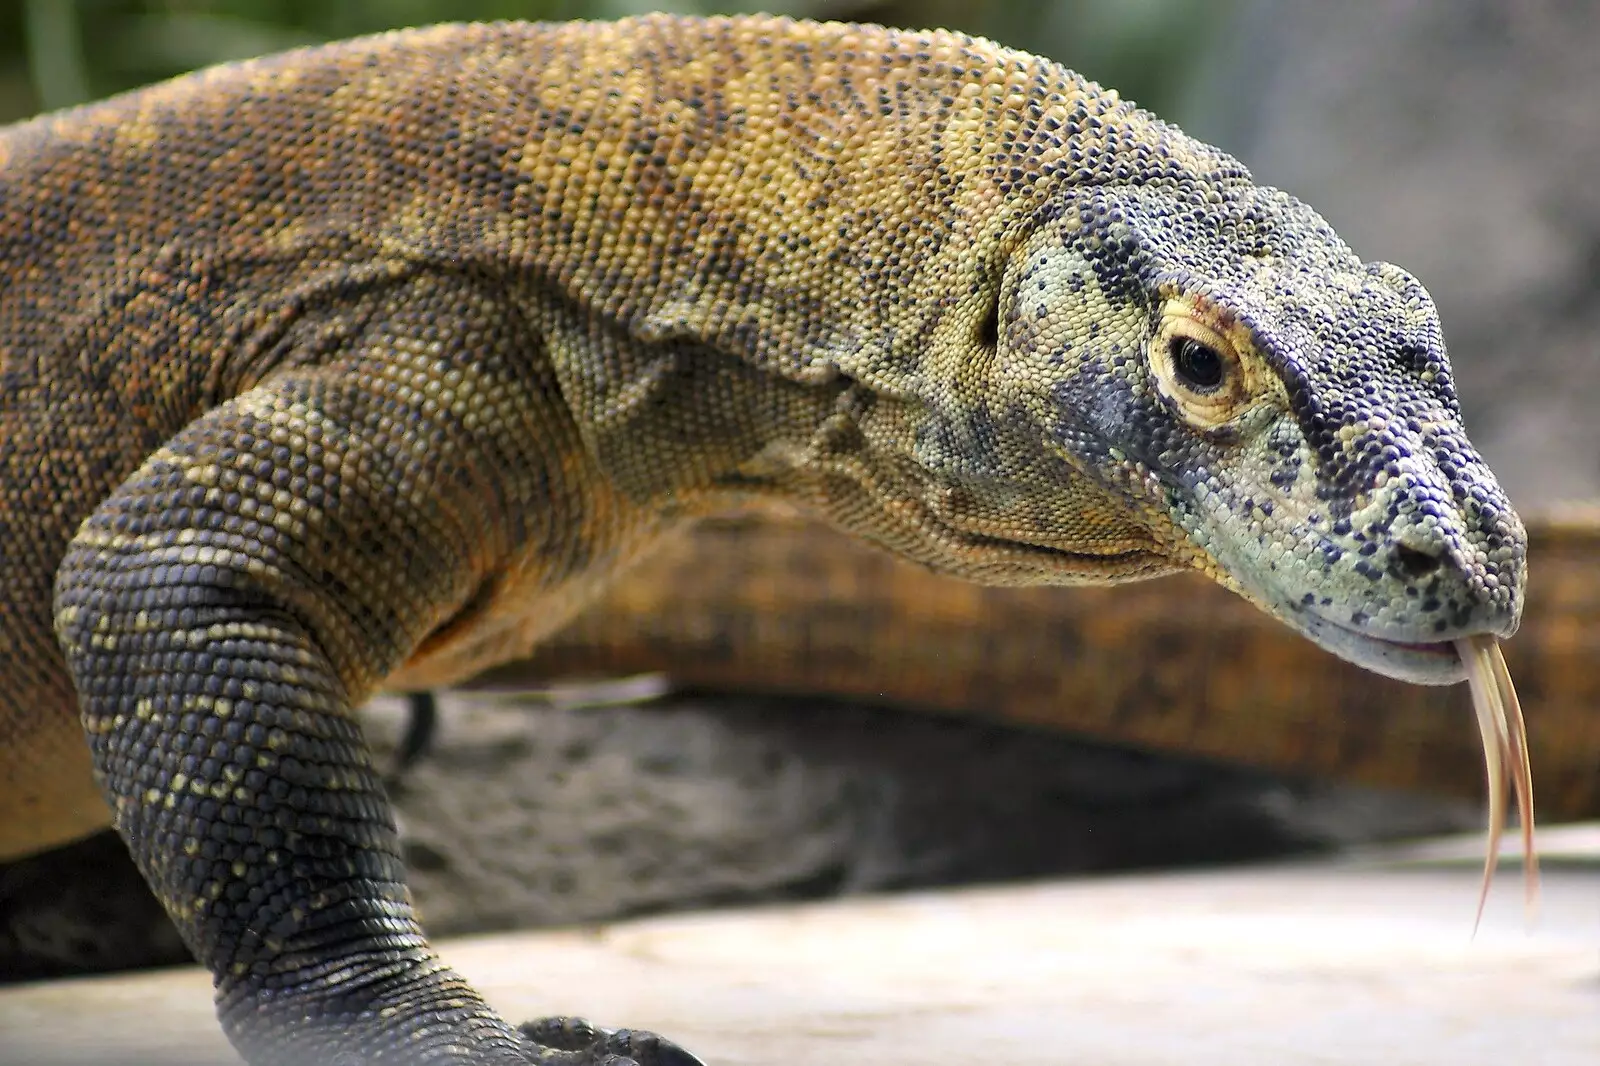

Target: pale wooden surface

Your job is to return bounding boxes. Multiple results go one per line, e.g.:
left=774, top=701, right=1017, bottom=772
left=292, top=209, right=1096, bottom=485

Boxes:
left=3, top=826, right=1596, bottom=1066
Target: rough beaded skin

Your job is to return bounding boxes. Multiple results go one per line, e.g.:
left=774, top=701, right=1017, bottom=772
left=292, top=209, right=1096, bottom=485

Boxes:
left=0, top=14, right=1525, bottom=1065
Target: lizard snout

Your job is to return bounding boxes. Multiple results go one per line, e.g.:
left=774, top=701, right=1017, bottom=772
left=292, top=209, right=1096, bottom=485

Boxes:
left=1260, top=473, right=1526, bottom=684
left=1372, top=497, right=1526, bottom=643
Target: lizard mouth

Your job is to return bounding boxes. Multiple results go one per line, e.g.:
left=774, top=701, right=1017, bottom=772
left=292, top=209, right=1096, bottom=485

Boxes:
left=1294, top=609, right=1465, bottom=685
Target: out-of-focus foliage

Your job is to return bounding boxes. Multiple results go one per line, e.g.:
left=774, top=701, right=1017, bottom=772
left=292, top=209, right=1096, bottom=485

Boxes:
left=1, top=0, right=1228, bottom=124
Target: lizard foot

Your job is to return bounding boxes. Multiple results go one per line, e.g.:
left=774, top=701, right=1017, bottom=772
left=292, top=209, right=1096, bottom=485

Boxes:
left=519, top=1017, right=707, bottom=1066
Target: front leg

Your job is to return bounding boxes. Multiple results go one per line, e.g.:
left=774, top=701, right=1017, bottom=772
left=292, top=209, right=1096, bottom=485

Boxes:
left=53, top=272, right=699, bottom=1065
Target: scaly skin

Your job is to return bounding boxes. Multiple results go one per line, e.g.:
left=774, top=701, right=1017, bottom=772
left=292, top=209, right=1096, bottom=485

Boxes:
left=0, top=15, right=1525, bottom=1065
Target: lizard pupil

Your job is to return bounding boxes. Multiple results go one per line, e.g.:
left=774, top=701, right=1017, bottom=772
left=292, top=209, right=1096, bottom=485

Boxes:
left=1171, top=337, right=1224, bottom=391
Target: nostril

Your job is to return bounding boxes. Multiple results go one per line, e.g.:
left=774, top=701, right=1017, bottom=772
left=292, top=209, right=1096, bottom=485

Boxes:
left=1393, top=542, right=1444, bottom=580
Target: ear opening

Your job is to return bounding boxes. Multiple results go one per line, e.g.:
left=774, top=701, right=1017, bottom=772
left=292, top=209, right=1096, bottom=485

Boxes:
left=976, top=296, right=1000, bottom=350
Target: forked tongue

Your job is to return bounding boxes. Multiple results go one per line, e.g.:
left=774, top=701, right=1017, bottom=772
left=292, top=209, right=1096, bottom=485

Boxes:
left=1454, top=635, right=1539, bottom=929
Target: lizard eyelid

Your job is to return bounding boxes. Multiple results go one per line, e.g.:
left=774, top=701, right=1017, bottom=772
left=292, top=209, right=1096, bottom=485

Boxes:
left=1150, top=311, right=1259, bottom=431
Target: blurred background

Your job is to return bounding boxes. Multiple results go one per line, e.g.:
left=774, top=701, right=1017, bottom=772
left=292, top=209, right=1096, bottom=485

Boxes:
left=2, top=0, right=1595, bottom=981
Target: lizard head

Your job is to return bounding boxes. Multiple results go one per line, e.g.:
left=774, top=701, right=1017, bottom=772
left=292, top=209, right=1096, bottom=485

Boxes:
left=1007, top=181, right=1525, bottom=684
left=893, top=176, right=1525, bottom=686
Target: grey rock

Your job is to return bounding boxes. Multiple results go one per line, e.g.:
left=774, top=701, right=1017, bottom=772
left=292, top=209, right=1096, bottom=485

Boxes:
left=364, top=688, right=1471, bottom=938
left=1, top=688, right=1472, bottom=979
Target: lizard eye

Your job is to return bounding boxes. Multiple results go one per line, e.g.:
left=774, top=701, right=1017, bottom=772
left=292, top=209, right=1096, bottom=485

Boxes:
left=1170, top=337, right=1224, bottom=392
left=1150, top=310, right=1257, bottom=430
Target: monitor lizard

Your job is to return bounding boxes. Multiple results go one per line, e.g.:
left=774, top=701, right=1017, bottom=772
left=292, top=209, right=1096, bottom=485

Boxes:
left=0, top=14, right=1527, bottom=1066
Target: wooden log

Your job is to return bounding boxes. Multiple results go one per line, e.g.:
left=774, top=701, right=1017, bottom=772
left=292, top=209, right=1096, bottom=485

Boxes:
left=488, top=508, right=1600, bottom=819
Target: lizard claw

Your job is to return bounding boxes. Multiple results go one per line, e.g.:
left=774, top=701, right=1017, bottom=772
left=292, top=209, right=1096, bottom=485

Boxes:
left=519, top=1016, right=707, bottom=1066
